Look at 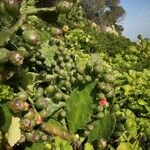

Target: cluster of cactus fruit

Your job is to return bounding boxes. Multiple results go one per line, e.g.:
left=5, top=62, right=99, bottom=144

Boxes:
left=0, top=0, right=150, bottom=149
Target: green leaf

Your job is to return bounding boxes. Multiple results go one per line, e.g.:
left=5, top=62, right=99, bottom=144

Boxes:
left=88, top=113, right=116, bottom=142
left=0, top=104, right=12, bottom=133
left=117, top=143, right=132, bottom=150
left=66, top=82, right=96, bottom=134
left=84, top=143, right=94, bottom=150
left=0, top=84, right=13, bottom=101
left=40, top=41, right=58, bottom=67
left=75, top=52, right=90, bottom=74
left=124, top=109, right=137, bottom=138
left=25, top=142, right=46, bottom=150
left=54, top=136, right=73, bottom=150
left=19, top=70, right=39, bottom=91
left=0, top=31, right=11, bottom=46
left=5, top=117, right=21, bottom=147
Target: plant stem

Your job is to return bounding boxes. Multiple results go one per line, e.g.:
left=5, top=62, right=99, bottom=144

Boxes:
left=24, top=7, right=56, bottom=15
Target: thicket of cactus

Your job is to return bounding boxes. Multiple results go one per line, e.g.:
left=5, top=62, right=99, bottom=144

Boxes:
left=0, top=0, right=150, bottom=150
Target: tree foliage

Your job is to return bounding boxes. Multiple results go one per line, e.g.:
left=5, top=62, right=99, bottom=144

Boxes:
left=81, top=0, right=125, bottom=31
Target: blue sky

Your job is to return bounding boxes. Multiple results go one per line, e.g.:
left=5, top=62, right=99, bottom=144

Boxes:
left=120, top=0, right=150, bottom=40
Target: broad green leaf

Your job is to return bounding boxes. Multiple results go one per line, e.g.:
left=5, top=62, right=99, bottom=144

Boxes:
left=117, top=143, right=132, bottom=150
left=5, top=117, right=21, bottom=147
left=124, top=109, right=137, bottom=138
left=0, top=104, right=12, bottom=133
left=40, top=41, right=58, bottom=67
left=84, top=143, right=94, bottom=150
left=129, top=45, right=137, bottom=52
left=54, top=136, right=73, bottom=150
left=66, top=82, right=96, bottom=134
left=25, top=142, right=46, bottom=150
left=88, top=113, right=116, bottom=142
left=19, top=70, right=39, bottom=91
left=0, top=31, right=11, bottom=46
left=0, top=84, right=13, bottom=101
left=75, top=52, right=90, bottom=74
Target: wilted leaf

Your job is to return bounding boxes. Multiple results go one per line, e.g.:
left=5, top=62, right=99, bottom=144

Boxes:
left=6, top=117, right=21, bottom=147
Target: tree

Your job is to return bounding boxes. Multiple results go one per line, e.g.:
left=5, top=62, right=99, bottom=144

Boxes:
left=81, top=0, right=126, bottom=31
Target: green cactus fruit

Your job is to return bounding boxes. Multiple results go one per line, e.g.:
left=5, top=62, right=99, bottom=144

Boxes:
left=57, top=56, right=64, bottom=62
left=0, top=48, right=9, bottom=63
left=7, top=99, right=28, bottom=113
left=86, top=60, right=93, bottom=69
left=58, top=69, right=68, bottom=77
left=97, top=112, right=105, bottom=118
left=17, top=46, right=29, bottom=58
left=112, top=104, right=120, bottom=112
left=56, top=1, right=73, bottom=13
left=34, top=88, right=44, bottom=101
left=39, top=102, right=65, bottom=119
left=60, top=62, right=65, bottom=68
left=35, top=97, right=48, bottom=109
left=76, top=65, right=85, bottom=74
left=24, top=109, right=35, bottom=120
left=20, top=118, right=32, bottom=131
left=39, top=109, right=49, bottom=119
left=8, top=51, right=24, bottom=66
left=23, top=30, right=41, bottom=45
left=97, top=92, right=106, bottom=99
left=45, top=85, right=55, bottom=95
left=116, top=123, right=125, bottom=132
left=104, top=84, right=113, bottom=93
left=87, top=125, right=94, bottom=131
left=98, top=139, right=107, bottom=150
left=106, top=90, right=114, bottom=98
left=17, top=90, right=29, bottom=101
left=76, top=74, right=84, bottom=82
left=51, top=27, right=63, bottom=37
left=62, top=94, right=69, bottom=100
left=25, top=131, right=40, bottom=142
left=97, top=106, right=104, bottom=112
left=59, top=109, right=67, bottom=118
left=104, top=74, right=115, bottom=83
left=51, top=60, right=57, bottom=67
left=85, top=75, right=92, bottom=82
left=98, top=82, right=106, bottom=90
left=70, top=77, right=76, bottom=84
left=64, top=81, right=72, bottom=89
left=94, top=65, right=104, bottom=74
left=54, top=92, right=63, bottom=101
left=65, top=62, right=72, bottom=71
left=64, top=55, right=70, bottom=62
left=38, top=54, right=46, bottom=61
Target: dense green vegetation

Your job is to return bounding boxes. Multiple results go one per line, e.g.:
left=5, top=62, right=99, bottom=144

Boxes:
left=0, top=0, right=150, bottom=149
